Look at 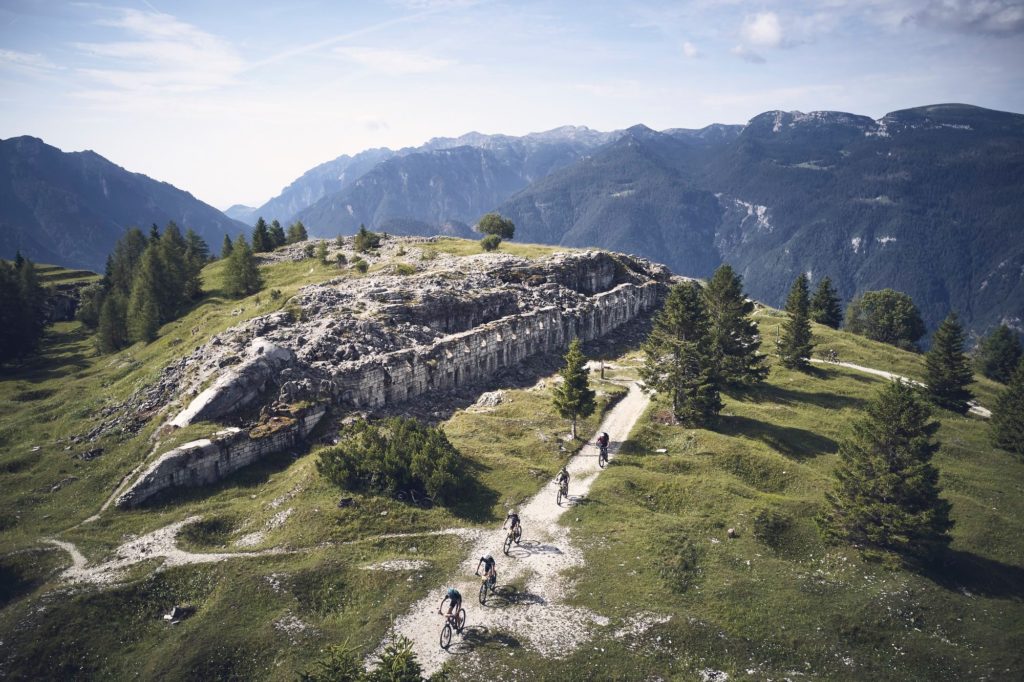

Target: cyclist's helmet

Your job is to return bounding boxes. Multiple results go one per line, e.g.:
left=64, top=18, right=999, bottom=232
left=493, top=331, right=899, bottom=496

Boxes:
left=483, top=553, right=493, bottom=561
left=446, top=586, right=458, bottom=598
left=509, top=509, right=517, bottom=516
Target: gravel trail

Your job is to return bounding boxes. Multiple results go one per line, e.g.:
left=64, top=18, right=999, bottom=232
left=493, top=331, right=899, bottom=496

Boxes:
left=374, top=381, right=651, bottom=675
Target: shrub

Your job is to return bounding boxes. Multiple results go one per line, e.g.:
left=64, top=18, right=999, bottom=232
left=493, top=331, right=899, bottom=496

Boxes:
left=351, top=258, right=369, bottom=274
left=394, top=263, right=417, bottom=276
left=269, top=289, right=282, bottom=301
left=353, top=225, right=381, bottom=253
left=480, top=234, right=502, bottom=251
left=316, top=417, right=469, bottom=505
left=303, top=243, right=316, bottom=259
left=336, top=252, right=347, bottom=266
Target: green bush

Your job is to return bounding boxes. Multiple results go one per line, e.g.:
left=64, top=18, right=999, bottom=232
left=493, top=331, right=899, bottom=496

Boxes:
left=394, top=263, right=417, bottom=276
left=316, top=417, right=469, bottom=505
left=351, top=258, right=369, bottom=274
left=303, top=243, right=316, bottom=258
left=480, top=234, right=502, bottom=251
left=336, top=252, right=348, bottom=266
left=353, top=226, right=381, bottom=253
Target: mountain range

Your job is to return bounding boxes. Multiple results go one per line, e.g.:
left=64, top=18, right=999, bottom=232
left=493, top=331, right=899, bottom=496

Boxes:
left=2, top=104, right=1020, bottom=340
left=0, top=136, right=248, bottom=272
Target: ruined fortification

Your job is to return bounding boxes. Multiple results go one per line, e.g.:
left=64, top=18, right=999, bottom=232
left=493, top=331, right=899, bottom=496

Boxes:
left=117, top=240, right=670, bottom=507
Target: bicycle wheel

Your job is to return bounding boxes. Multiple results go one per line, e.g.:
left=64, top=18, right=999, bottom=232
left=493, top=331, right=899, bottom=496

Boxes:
left=514, top=527, right=521, bottom=544
left=503, top=534, right=513, bottom=555
left=556, top=488, right=563, bottom=506
left=440, top=622, right=452, bottom=649
left=599, top=448, right=608, bottom=468
left=457, top=608, right=466, bottom=632
left=479, top=580, right=488, bottom=604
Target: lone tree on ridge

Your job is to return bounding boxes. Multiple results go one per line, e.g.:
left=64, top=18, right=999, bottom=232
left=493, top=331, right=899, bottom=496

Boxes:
left=552, top=338, right=596, bottom=440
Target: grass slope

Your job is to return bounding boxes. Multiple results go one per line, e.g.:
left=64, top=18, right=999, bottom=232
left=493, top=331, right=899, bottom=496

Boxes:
left=0, top=247, right=1021, bottom=680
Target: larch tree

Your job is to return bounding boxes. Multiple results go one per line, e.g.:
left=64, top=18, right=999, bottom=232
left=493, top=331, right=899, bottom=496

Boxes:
left=779, top=274, right=814, bottom=370
left=639, top=281, right=722, bottom=426
left=703, top=264, right=767, bottom=387
left=818, top=380, right=954, bottom=565
left=552, top=338, right=596, bottom=439
left=924, top=312, right=974, bottom=413
left=810, top=276, right=843, bottom=329
left=991, top=357, right=1024, bottom=455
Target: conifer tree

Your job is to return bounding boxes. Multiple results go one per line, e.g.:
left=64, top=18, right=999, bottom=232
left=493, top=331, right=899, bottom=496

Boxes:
left=991, top=358, right=1024, bottom=455
left=552, top=338, right=596, bottom=439
left=107, top=228, right=147, bottom=295
left=639, top=282, right=722, bottom=426
left=924, top=312, right=974, bottom=413
left=0, top=257, right=47, bottom=361
left=269, top=220, right=286, bottom=249
left=221, top=234, right=234, bottom=259
left=127, top=246, right=163, bottom=343
left=252, top=217, right=271, bottom=253
left=183, top=229, right=209, bottom=299
left=157, top=222, right=188, bottom=317
left=703, top=264, right=767, bottom=386
left=148, top=224, right=161, bottom=242
left=810, top=276, right=843, bottom=328
left=975, top=325, right=1023, bottom=384
left=845, top=289, right=925, bottom=351
left=353, top=224, right=380, bottom=253
left=819, top=380, right=953, bottom=564
left=316, top=241, right=329, bottom=264
left=779, top=274, right=814, bottom=369
left=286, top=221, right=309, bottom=244
left=224, top=234, right=262, bottom=298
left=96, top=290, right=128, bottom=353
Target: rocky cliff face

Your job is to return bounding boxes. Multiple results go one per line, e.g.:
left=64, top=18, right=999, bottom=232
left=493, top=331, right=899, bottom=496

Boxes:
left=164, top=239, right=670, bottom=430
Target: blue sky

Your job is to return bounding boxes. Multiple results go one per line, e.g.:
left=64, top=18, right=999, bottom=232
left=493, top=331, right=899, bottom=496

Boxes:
left=1, top=0, right=1022, bottom=209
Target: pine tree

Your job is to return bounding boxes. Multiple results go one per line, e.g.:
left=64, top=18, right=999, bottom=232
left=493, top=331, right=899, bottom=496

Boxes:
left=818, top=380, right=953, bottom=564
left=96, top=290, right=128, bottom=353
left=0, top=261, right=26, bottom=362
left=224, top=234, right=262, bottom=298
left=221, top=234, right=234, bottom=259
left=156, top=221, right=188, bottom=318
left=269, top=220, right=286, bottom=249
left=810, top=276, right=843, bottom=329
left=703, top=264, right=767, bottom=387
left=779, top=274, right=814, bottom=369
left=991, top=358, right=1024, bottom=455
left=316, top=241, right=329, bottom=264
left=845, top=289, right=926, bottom=351
left=924, top=312, right=974, bottom=413
left=975, top=325, right=1023, bottom=384
left=183, top=229, right=209, bottom=299
left=286, top=221, right=309, bottom=244
left=126, top=247, right=163, bottom=343
left=353, top=224, right=380, bottom=253
left=552, top=338, right=596, bottom=439
left=252, top=217, right=271, bottom=253
left=148, top=223, right=161, bottom=242
left=15, top=256, right=46, bottom=354
left=639, top=282, right=722, bottom=426
left=107, top=228, right=148, bottom=295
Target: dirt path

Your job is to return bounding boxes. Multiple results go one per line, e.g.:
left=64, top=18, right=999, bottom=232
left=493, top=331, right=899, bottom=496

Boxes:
left=374, top=381, right=653, bottom=675
left=811, top=358, right=991, bottom=418
left=45, top=517, right=290, bottom=585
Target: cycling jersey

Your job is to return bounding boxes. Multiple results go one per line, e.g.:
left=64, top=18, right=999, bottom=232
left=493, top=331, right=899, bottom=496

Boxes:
left=507, top=513, right=520, bottom=527
left=480, top=556, right=496, bottom=574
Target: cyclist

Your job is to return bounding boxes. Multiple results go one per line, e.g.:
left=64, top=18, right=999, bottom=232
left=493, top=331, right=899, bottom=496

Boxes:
left=503, top=509, right=522, bottom=540
left=475, top=553, right=497, bottom=588
left=556, top=465, right=570, bottom=492
left=596, top=432, right=610, bottom=460
left=438, top=586, right=462, bottom=618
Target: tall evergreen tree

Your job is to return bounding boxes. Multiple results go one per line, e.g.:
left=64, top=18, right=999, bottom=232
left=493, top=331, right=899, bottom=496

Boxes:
left=127, top=246, right=163, bottom=343
left=703, top=264, right=767, bottom=387
left=845, top=289, right=926, bottom=351
left=156, top=221, right=188, bottom=318
left=107, top=228, right=148, bottom=295
left=810, top=276, right=843, bottom=328
left=286, top=221, right=309, bottom=244
left=224, top=234, right=262, bottom=298
left=991, top=358, right=1024, bottom=455
left=148, top=223, right=161, bottom=242
left=269, top=220, right=286, bottom=249
left=779, top=274, right=814, bottom=369
left=221, top=234, right=234, bottom=259
left=16, top=256, right=46, bottom=352
left=252, top=217, right=271, bottom=253
left=96, top=290, right=128, bottom=353
left=818, top=380, right=953, bottom=564
left=183, top=229, right=209, bottom=300
left=316, top=241, right=329, bottom=264
left=924, top=312, right=974, bottom=413
left=975, top=325, right=1023, bottom=384
left=552, top=338, right=596, bottom=439
left=639, top=282, right=722, bottom=426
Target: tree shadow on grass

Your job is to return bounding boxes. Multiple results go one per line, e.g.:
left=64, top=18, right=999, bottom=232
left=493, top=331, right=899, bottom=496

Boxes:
left=727, top=382, right=867, bottom=411
left=923, top=549, right=1024, bottom=601
left=448, top=457, right=499, bottom=523
left=716, top=415, right=838, bottom=460
left=1, top=324, right=93, bottom=382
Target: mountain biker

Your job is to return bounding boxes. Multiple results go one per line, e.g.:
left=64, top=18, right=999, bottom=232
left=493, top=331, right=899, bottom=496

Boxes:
left=503, top=509, right=522, bottom=538
left=438, top=586, right=462, bottom=618
left=475, top=553, right=497, bottom=587
left=556, top=465, right=570, bottom=491
left=597, top=432, right=609, bottom=458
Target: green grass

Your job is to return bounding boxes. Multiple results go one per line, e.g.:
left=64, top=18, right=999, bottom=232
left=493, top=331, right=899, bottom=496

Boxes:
left=417, top=236, right=572, bottom=261
left=33, top=263, right=102, bottom=286
left=2, top=251, right=1022, bottom=680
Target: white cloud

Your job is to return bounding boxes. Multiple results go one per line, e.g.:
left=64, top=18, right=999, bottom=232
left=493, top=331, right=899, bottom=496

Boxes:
left=74, top=9, right=244, bottom=93
left=909, top=0, right=1024, bottom=35
left=731, top=45, right=766, bottom=64
left=333, top=46, right=454, bottom=75
left=682, top=41, right=700, bottom=58
left=0, top=48, right=62, bottom=74
left=741, top=11, right=784, bottom=48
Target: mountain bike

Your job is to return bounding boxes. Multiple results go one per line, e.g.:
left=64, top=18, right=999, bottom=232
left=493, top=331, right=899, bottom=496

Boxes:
left=477, top=571, right=497, bottom=604
left=598, top=444, right=609, bottom=468
left=556, top=479, right=568, bottom=506
left=502, top=525, right=521, bottom=554
left=439, top=607, right=466, bottom=649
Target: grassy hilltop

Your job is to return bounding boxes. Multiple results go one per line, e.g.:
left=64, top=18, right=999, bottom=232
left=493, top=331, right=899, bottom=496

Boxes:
left=1, top=239, right=1021, bottom=680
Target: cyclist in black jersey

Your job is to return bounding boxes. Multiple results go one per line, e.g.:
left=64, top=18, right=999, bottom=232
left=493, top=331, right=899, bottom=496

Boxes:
left=439, top=586, right=462, bottom=617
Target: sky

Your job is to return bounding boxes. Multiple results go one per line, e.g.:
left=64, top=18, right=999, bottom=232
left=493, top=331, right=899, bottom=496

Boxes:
left=1, top=0, right=1022, bottom=210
